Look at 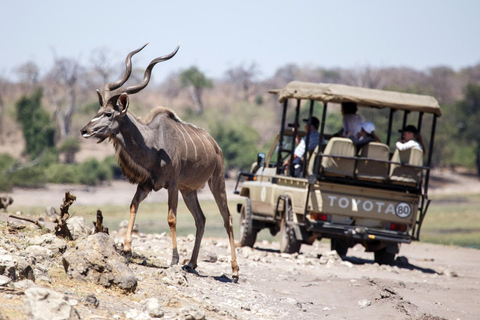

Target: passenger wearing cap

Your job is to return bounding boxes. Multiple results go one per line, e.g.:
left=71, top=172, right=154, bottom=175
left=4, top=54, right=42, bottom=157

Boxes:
left=283, top=116, right=322, bottom=175
left=336, top=102, right=363, bottom=138
left=349, top=121, right=381, bottom=152
left=396, top=125, right=426, bottom=155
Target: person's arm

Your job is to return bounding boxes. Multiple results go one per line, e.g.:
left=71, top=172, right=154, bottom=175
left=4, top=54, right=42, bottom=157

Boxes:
left=396, top=139, right=418, bottom=151
left=284, top=139, right=305, bottom=166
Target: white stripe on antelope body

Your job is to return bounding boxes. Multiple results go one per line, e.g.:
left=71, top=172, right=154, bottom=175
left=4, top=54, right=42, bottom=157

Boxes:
left=80, top=44, right=239, bottom=282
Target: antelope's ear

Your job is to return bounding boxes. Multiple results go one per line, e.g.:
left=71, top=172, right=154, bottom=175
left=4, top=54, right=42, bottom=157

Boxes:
left=117, top=93, right=130, bottom=115
left=96, top=90, right=104, bottom=106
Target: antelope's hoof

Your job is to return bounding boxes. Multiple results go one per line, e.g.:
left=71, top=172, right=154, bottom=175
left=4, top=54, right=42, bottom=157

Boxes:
left=122, top=250, right=132, bottom=262
left=182, top=263, right=197, bottom=273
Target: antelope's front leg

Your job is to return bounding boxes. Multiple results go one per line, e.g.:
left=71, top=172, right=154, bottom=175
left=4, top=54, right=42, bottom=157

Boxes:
left=167, top=185, right=180, bottom=265
left=124, top=185, right=150, bottom=254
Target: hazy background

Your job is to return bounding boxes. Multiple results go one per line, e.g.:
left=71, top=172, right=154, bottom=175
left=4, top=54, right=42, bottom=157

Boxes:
left=1, top=1, right=479, bottom=81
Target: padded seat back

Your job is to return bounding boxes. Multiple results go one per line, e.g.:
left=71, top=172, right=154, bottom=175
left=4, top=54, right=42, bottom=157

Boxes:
left=321, top=138, right=355, bottom=177
left=389, top=147, right=423, bottom=186
left=356, top=142, right=390, bottom=181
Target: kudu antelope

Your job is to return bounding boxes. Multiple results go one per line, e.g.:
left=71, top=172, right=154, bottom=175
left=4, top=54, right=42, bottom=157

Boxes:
left=81, top=44, right=239, bottom=281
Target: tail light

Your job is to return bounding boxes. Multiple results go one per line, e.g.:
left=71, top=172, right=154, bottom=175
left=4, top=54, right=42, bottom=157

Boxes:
left=386, top=222, right=408, bottom=232
left=310, top=212, right=330, bottom=222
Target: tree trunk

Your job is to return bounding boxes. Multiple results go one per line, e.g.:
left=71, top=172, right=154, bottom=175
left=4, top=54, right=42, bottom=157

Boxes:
left=476, top=146, right=480, bottom=178
left=188, top=85, right=203, bottom=115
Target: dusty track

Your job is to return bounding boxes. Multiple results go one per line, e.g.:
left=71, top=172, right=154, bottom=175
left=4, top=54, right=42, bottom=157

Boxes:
left=1, top=170, right=479, bottom=319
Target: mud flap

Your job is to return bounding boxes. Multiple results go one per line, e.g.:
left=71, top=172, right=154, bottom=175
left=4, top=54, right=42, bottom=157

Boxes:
left=292, top=224, right=310, bottom=242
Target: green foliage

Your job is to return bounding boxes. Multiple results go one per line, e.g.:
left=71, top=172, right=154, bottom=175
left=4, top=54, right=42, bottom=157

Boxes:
left=59, top=138, right=81, bottom=163
left=15, top=88, right=56, bottom=158
left=0, top=152, right=119, bottom=190
left=179, top=66, right=213, bottom=89
left=456, top=83, right=480, bottom=144
left=0, top=154, right=16, bottom=191
left=209, top=120, right=259, bottom=171
left=76, top=158, right=113, bottom=185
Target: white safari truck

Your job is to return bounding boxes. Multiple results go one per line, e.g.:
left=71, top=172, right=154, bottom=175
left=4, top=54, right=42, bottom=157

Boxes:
left=234, top=81, right=441, bottom=265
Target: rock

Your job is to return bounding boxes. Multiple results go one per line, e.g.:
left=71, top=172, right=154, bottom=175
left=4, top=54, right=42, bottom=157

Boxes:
left=23, top=287, right=80, bottom=320
left=319, top=250, right=341, bottom=265
left=20, top=245, right=54, bottom=264
left=201, top=251, right=218, bottom=263
left=30, top=233, right=68, bottom=254
left=67, top=216, right=91, bottom=240
left=357, top=299, right=372, bottom=308
left=0, top=275, right=12, bottom=286
left=81, top=294, right=99, bottom=308
left=45, top=206, right=58, bottom=220
left=125, top=309, right=150, bottom=320
left=141, top=297, right=164, bottom=318
left=33, top=263, right=51, bottom=283
left=13, top=279, right=36, bottom=290
left=0, top=195, right=13, bottom=212
left=443, top=268, right=458, bottom=278
left=116, top=220, right=139, bottom=235
left=12, top=255, right=35, bottom=281
left=160, top=266, right=188, bottom=286
left=180, top=305, right=205, bottom=320
left=0, top=254, right=16, bottom=279
left=62, top=233, right=137, bottom=292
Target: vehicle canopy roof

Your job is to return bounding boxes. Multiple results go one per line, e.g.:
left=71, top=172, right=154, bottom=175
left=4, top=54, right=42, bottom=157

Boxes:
left=270, top=81, right=442, bottom=117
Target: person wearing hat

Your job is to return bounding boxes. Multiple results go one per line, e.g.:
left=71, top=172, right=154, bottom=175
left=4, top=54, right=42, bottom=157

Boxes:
left=349, top=121, right=381, bottom=152
left=396, top=125, right=426, bottom=155
left=336, top=102, right=364, bottom=138
left=283, top=116, right=322, bottom=175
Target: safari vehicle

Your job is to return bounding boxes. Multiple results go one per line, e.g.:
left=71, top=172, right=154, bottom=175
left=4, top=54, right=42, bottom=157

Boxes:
left=234, top=81, right=441, bottom=264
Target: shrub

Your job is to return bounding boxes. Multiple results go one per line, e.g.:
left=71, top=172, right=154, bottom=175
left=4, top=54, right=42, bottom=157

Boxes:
left=76, top=158, right=112, bottom=186
left=45, top=163, right=78, bottom=184
left=209, top=120, right=259, bottom=171
left=15, top=88, right=56, bottom=158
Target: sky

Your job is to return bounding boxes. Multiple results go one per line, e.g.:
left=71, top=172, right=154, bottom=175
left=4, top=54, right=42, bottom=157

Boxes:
left=1, top=1, right=479, bottom=82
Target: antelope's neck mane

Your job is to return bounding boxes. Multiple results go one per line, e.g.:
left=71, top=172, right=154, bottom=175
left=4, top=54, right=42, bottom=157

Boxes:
left=111, top=106, right=182, bottom=186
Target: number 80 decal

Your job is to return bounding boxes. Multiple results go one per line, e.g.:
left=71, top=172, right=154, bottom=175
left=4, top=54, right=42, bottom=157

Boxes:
left=396, top=202, right=412, bottom=218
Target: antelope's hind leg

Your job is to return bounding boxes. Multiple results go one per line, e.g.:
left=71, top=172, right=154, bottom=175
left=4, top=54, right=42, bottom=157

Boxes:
left=181, top=190, right=206, bottom=271
left=208, top=174, right=239, bottom=282
left=167, top=185, right=180, bottom=266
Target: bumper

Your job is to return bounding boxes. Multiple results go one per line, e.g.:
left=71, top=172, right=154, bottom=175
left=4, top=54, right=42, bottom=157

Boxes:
left=306, top=221, right=412, bottom=244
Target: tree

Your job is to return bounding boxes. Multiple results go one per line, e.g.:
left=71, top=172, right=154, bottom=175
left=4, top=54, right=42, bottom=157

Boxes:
left=15, top=88, right=56, bottom=158
left=179, top=66, right=212, bottom=115
left=0, top=75, right=7, bottom=144
left=225, top=63, right=259, bottom=101
left=456, top=83, right=480, bottom=176
left=209, top=119, right=259, bottom=171
left=44, top=56, right=84, bottom=140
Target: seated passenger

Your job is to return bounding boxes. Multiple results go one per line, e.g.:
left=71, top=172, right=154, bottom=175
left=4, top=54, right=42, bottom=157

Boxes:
left=283, top=117, right=322, bottom=176
left=336, top=102, right=363, bottom=138
left=396, top=125, right=426, bottom=155
left=349, top=121, right=381, bottom=153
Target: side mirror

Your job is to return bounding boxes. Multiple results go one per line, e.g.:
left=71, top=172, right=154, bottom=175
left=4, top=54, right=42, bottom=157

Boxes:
left=257, top=153, right=266, bottom=167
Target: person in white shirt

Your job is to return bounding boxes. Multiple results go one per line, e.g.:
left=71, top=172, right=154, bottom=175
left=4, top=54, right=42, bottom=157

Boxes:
left=396, top=125, right=425, bottom=155
left=336, top=102, right=363, bottom=138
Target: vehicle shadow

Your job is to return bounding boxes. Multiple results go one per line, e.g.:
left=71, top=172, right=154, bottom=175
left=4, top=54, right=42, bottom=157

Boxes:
left=342, top=255, right=438, bottom=274
left=253, top=246, right=438, bottom=275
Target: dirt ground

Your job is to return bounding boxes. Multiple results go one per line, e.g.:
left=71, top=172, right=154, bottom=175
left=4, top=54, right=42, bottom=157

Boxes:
left=1, top=169, right=480, bottom=319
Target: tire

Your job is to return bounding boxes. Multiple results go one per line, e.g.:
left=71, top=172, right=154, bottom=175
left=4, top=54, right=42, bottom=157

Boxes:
left=239, top=198, right=258, bottom=247
left=374, top=245, right=397, bottom=265
left=330, top=238, right=349, bottom=256
left=279, top=202, right=301, bottom=254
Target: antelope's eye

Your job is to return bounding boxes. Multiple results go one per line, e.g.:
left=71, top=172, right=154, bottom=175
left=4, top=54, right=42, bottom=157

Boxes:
left=105, top=112, right=113, bottom=118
